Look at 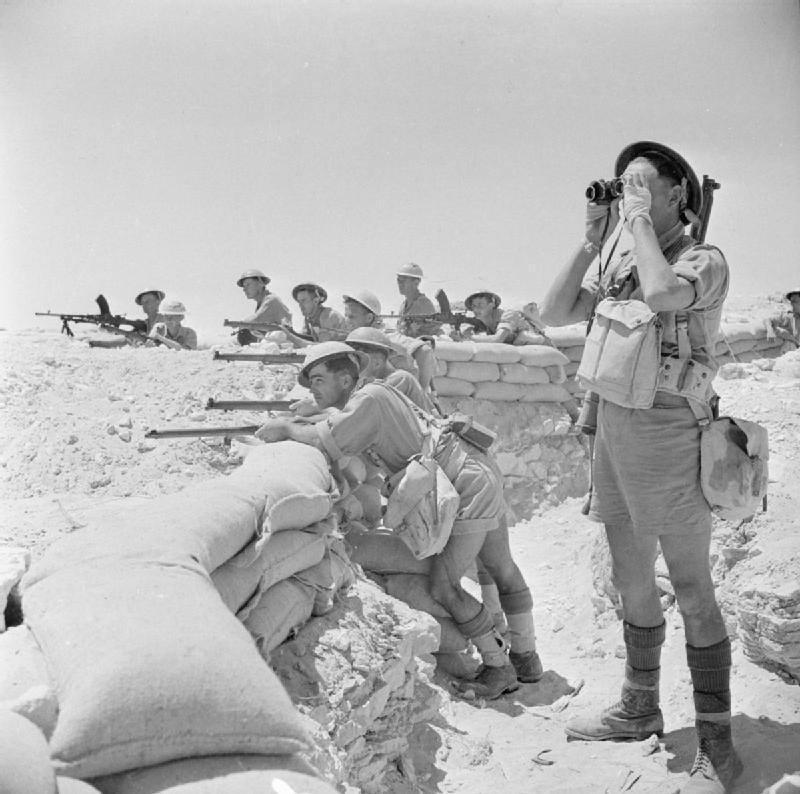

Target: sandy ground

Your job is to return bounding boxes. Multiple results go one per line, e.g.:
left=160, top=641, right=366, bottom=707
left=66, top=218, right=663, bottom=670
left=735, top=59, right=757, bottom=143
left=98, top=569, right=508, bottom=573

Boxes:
left=1, top=313, right=799, bottom=793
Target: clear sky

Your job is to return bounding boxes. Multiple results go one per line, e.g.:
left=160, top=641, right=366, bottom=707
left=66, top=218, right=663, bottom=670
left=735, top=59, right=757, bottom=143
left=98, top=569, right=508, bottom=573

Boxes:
left=2, top=0, right=798, bottom=337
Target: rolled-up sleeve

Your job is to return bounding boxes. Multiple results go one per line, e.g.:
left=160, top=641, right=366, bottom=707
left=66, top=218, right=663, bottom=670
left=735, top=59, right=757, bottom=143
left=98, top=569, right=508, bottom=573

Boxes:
left=672, top=244, right=729, bottom=311
left=315, top=392, right=380, bottom=461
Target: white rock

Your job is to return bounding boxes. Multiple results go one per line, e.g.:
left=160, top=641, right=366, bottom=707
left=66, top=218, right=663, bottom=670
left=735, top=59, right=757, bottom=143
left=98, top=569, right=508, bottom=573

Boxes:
left=117, top=415, right=132, bottom=428
left=117, top=429, right=132, bottom=443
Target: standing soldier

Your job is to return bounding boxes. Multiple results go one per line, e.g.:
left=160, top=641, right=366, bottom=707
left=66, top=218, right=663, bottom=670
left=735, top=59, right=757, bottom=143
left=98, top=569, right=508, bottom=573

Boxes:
left=287, top=282, right=348, bottom=345
left=541, top=141, right=738, bottom=794
left=235, top=269, right=292, bottom=346
left=135, top=289, right=165, bottom=333
left=396, top=263, right=442, bottom=338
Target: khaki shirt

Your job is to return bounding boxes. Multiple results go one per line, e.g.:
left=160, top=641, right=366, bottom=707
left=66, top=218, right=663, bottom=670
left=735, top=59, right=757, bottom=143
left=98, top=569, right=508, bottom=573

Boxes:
left=582, top=222, right=729, bottom=370
left=303, top=305, right=349, bottom=342
left=766, top=311, right=800, bottom=347
left=244, top=293, right=292, bottom=328
left=480, top=307, right=540, bottom=345
left=398, top=293, right=442, bottom=337
left=149, top=324, right=198, bottom=350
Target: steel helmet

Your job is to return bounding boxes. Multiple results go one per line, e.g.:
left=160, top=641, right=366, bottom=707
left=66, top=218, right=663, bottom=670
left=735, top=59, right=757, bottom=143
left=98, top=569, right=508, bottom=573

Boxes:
left=159, top=299, right=187, bottom=317
left=346, top=327, right=397, bottom=355
left=785, top=289, right=800, bottom=301
left=396, top=262, right=424, bottom=280
left=135, top=290, right=165, bottom=305
left=615, top=141, right=702, bottom=218
left=292, top=282, right=328, bottom=302
left=297, top=342, right=369, bottom=388
left=465, top=291, right=501, bottom=311
left=236, top=269, right=270, bottom=287
left=342, top=290, right=381, bottom=317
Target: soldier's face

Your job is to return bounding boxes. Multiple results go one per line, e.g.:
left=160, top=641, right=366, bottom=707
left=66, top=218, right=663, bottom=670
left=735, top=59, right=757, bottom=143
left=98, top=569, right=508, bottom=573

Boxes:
left=789, top=295, right=800, bottom=314
left=295, top=291, right=320, bottom=317
left=345, top=301, right=373, bottom=329
left=397, top=276, right=419, bottom=296
left=469, top=296, right=495, bottom=319
left=140, top=293, right=161, bottom=316
left=307, top=363, right=349, bottom=409
left=241, top=278, right=265, bottom=300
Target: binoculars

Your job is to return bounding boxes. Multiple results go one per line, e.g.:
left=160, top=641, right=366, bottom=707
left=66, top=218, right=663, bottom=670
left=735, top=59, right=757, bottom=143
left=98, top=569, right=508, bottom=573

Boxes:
left=585, top=178, right=624, bottom=204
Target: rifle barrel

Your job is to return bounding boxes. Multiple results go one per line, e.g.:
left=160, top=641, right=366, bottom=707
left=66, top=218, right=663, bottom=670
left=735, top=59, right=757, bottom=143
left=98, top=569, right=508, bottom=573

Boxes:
left=213, top=351, right=304, bottom=364
left=145, top=425, right=260, bottom=440
left=205, top=398, right=294, bottom=412
left=223, top=319, right=284, bottom=329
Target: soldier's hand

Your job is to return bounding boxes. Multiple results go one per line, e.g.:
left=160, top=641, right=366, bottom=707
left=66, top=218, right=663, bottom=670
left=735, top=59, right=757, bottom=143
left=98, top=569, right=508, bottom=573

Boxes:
left=585, top=200, right=620, bottom=247
left=621, top=172, right=653, bottom=229
left=255, top=418, right=290, bottom=443
left=291, top=397, right=321, bottom=418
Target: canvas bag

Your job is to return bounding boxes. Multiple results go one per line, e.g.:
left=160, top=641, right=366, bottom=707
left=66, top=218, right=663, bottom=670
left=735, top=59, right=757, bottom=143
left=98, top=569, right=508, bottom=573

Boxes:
left=382, top=434, right=459, bottom=560
left=577, top=298, right=662, bottom=408
left=699, top=415, right=769, bottom=522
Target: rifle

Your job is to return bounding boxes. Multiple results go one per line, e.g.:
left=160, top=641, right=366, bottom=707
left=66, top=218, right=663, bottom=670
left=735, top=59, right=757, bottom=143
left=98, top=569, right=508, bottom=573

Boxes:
left=145, top=425, right=260, bottom=440
left=213, top=351, right=305, bottom=364
left=223, top=319, right=314, bottom=342
left=393, top=289, right=489, bottom=334
left=691, top=176, right=721, bottom=244
left=205, top=398, right=294, bottom=412
left=35, top=295, right=147, bottom=338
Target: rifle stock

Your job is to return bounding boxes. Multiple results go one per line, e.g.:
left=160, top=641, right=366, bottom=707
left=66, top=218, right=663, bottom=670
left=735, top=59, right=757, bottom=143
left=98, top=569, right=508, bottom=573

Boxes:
left=145, top=425, right=260, bottom=440
left=691, top=175, right=720, bottom=244
left=213, top=351, right=304, bottom=364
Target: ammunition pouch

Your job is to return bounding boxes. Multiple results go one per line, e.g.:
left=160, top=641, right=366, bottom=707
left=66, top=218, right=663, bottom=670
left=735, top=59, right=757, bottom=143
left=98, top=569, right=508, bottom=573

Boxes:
left=446, top=413, right=496, bottom=453
left=656, top=357, right=716, bottom=404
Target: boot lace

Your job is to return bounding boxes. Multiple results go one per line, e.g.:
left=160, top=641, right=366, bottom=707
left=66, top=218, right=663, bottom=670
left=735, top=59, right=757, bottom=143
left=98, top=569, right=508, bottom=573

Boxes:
left=689, top=739, right=716, bottom=779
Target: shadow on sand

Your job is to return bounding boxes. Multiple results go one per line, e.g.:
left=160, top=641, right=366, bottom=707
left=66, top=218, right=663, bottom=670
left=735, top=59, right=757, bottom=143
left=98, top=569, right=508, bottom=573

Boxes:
left=665, top=714, right=800, bottom=793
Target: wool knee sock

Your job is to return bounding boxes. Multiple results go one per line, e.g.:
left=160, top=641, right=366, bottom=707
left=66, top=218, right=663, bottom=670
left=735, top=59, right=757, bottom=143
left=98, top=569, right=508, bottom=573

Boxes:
left=458, top=606, right=506, bottom=668
left=499, top=588, right=536, bottom=654
left=687, top=638, right=732, bottom=734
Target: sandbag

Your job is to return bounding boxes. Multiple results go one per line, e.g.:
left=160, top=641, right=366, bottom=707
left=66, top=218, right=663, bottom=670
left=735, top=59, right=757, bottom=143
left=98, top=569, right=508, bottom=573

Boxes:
left=516, top=345, right=571, bottom=367
left=432, top=377, right=475, bottom=397
left=26, top=443, right=335, bottom=588
left=241, top=442, right=337, bottom=537
left=499, top=363, right=549, bottom=385
left=545, top=364, right=567, bottom=384
left=0, top=709, right=57, bottom=794
left=0, top=625, right=57, bottom=739
left=471, top=343, right=522, bottom=364
left=347, top=529, right=432, bottom=575
left=92, top=755, right=337, bottom=794
left=543, top=324, right=588, bottom=347
left=211, top=525, right=329, bottom=614
left=559, top=343, right=588, bottom=362
left=58, top=780, right=102, bottom=793
left=473, top=381, right=526, bottom=401
left=243, top=578, right=316, bottom=657
left=23, top=559, right=309, bottom=779
left=293, top=538, right=357, bottom=616
left=352, top=483, right=383, bottom=527
left=431, top=338, right=476, bottom=362
left=719, top=320, right=765, bottom=344
left=446, top=361, right=501, bottom=383
left=518, top=383, right=573, bottom=403
left=434, top=357, right=448, bottom=376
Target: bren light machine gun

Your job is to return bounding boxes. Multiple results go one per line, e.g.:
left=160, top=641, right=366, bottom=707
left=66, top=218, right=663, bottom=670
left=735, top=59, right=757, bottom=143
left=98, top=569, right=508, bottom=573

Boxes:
left=35, top=295, right=149, bottom=341
left=577, top=175, right=721, bottom=514
left=402, top=289, right=490, bottom=335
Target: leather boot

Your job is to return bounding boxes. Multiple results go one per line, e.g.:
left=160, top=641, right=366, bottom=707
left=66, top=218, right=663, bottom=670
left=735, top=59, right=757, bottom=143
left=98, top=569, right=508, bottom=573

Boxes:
left=681, top=721, right=743, bottom=793
left=509, top=649, right=544, bottom=683
left=565, top=665, right=663, bottom=741
left=455, top=662, right=519, bottom=700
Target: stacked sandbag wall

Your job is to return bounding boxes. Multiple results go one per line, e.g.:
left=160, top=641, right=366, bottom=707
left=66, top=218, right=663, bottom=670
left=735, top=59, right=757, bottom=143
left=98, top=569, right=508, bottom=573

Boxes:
left=432, top=337, right=589, bottom=519
left=1, top=443, right=447, bottom=794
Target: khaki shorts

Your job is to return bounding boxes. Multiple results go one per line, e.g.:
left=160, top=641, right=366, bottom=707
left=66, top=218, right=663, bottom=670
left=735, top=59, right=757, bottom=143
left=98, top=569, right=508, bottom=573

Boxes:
left=588, top=392, right=711, bottom=536
left=450, top=448, right=506, bottom=535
